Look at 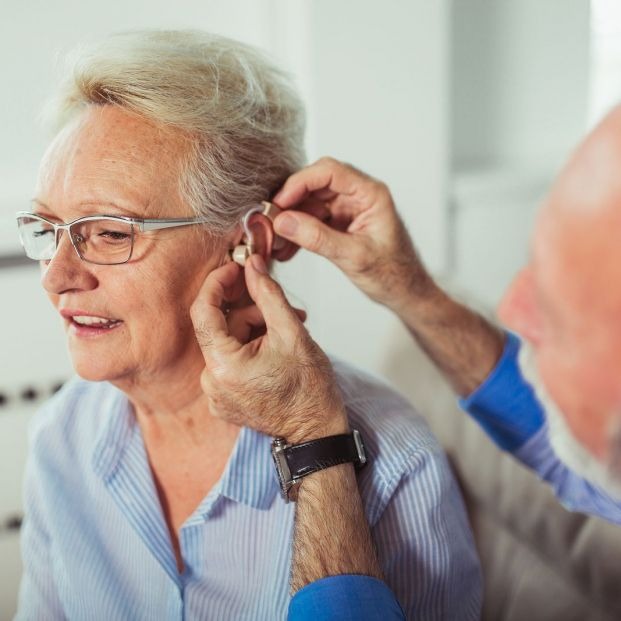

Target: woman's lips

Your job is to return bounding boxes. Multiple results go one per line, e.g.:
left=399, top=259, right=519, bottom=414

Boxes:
left=60, top=311, right=124, bottom=338
left=67, top=317, right=124, bottom=338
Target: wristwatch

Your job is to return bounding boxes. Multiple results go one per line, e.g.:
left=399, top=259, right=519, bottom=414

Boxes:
left=271, top=430, right=367, bottom=502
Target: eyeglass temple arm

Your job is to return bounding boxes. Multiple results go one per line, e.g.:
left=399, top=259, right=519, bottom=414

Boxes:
left=138, top=202, right=282, bottom=239
left=138, top=218, right=209, bottom=232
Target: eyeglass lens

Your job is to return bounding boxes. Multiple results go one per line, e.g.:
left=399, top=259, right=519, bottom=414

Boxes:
left=17, top=216, right=134, bottom=265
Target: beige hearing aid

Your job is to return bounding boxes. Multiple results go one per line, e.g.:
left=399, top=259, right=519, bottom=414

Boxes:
left=230, top=201, right=282, bottom=266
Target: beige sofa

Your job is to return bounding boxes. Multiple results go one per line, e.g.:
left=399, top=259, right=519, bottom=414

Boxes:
left=383, top=326, right=621, bottom=621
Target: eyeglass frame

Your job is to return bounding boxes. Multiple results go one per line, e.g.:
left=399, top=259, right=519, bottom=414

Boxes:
left=15, top=211, right=211, bottom=265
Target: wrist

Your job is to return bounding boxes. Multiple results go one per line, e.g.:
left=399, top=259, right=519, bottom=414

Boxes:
left=286, top=408, right=350, bottom=445
left=272, top=426, right=365, bottom=502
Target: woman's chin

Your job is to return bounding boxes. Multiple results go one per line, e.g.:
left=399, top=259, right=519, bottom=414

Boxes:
left=70, top=358, right=125, bottom=383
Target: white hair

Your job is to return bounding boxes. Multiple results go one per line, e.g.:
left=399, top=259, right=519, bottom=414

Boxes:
left=46, top=29, right=306, bottom=234
left=517, top=341, right=621, bottom=501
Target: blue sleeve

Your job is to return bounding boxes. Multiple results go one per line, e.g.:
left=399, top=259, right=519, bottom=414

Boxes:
left=288, top=576, right=405, bottom=621
left=459, top=331, right=544, bottom=451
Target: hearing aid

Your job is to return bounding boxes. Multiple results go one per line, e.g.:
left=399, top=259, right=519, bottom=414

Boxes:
left=230, top=201, right=283, bottom=266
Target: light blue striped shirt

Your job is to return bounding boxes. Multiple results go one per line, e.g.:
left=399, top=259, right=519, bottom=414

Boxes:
left=17, top=359, right=482, bottom=620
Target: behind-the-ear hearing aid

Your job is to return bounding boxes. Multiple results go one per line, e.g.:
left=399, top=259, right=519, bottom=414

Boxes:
left=230, top=201, right=282, bottom=266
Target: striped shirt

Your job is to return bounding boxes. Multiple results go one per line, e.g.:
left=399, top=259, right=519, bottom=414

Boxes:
left=16, top=359, right=482, bottom=621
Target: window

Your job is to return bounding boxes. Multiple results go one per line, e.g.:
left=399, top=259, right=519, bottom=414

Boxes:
left=589, top=0, right=621, bottom=125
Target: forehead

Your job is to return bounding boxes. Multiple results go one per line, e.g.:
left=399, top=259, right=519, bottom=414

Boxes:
left=37, top=105, right=186, bottom=217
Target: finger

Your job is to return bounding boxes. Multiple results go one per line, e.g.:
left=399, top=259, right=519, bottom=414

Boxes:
left=299, top=197, right=332, bottom=221
left=271, top=198, right=330, bottom=262
left=273, top=158, right=368, bottom=209
left=227, top=304, right=267, bottom=344
left=190, top=262, right=244, bottom=355
left=227, top=304, right=307, bottom=344
left=244, top=255, right=306, bottom=340
left=273, top=210, right=357, bottom=264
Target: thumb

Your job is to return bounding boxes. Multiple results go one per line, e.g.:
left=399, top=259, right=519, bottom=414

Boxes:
left=244, top=254, right=304, bottom=341
left=274, top=211, right=355, bottom=265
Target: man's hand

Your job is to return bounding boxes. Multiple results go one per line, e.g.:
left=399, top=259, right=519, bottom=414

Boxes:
left=190, top=254, right=348, bottom=443
left=272, top=157, right=437, bottom=315
left=272, top=157, right=505, bottom=397
left=192, top=256, right=384, bottom=594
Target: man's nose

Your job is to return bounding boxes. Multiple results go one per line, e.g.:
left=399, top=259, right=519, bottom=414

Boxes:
left=498, top=267, right=543, bottom=346
left=40, top=229, right=97, bottom=295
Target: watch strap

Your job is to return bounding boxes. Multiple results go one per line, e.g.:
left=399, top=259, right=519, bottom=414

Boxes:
left=285, top=432, right=366, bottom=479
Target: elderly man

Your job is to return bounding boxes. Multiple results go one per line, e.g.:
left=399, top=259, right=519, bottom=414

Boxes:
left=16, top=29, right=482, bottom=620
left=196, top=106, right=621, bottom=618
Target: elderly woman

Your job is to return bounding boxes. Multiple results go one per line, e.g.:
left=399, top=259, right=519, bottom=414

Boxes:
left=15, top=30, right=481, bottom=619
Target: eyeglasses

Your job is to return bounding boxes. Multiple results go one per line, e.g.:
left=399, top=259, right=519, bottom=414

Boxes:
left=16, top=211, right=210, bottom=265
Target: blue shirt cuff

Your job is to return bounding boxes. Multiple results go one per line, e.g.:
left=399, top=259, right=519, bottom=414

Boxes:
left=459, top=331, right=545, bottom=451
left=288, top=575, right=405, bottom=621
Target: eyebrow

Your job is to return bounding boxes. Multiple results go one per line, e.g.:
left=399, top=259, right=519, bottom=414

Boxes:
left=31, top=198, right=144, bottom=219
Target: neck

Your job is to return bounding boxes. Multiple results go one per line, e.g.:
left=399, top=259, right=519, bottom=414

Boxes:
left=111, top=348, right=239, bottom=446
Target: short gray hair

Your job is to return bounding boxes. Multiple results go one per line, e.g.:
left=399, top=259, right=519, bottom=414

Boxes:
left=47, top=30, right=306, bottom=234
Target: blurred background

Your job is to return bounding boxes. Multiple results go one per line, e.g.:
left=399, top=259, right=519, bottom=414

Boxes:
left=0, top=0, right=620, bottom=617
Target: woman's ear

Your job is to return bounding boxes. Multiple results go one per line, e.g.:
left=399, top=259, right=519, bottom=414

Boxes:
left=230, top=213, right=274, bottom=266
left=246, top=213, right=275, bottom=260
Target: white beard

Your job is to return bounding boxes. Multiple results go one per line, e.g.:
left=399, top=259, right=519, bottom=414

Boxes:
left=517, top=342, right=621, bottom=502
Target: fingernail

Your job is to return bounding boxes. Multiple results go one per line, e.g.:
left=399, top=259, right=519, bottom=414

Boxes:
left=251, top=254, right=268, bottom=273
left=275, top=213, right=298, bottom=237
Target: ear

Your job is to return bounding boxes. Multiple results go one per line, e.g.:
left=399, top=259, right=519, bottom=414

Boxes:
left=247, top=213, right=275, bottom=259
left=231, top=213, right=275, bottom=266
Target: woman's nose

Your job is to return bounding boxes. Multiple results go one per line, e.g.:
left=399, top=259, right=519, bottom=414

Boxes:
left=40, top=229, right=97, bottom=295
left=498, top=267, right=543, bottom=346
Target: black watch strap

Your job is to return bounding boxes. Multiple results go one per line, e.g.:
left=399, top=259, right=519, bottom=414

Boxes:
left=287, top=433, right=365, bottom=478
left=271, top=430, right=367, bottom=501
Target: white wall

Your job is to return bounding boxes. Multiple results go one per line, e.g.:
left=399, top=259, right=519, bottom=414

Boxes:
left=590, top=0, right=621, bottom=126
left=449, top=0, right=590, bottom=308
left=275, top=0, right=450, bottom=369
left=452, top=0, right=590, bottom=172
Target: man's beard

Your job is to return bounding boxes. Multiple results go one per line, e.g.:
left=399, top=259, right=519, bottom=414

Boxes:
left=517, top=342, right=621, bottom=502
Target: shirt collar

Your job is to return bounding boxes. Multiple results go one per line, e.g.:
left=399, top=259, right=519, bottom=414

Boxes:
left=216, top=426, right=280, bottom=511
left=91, top=384, right=135, bottom=480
